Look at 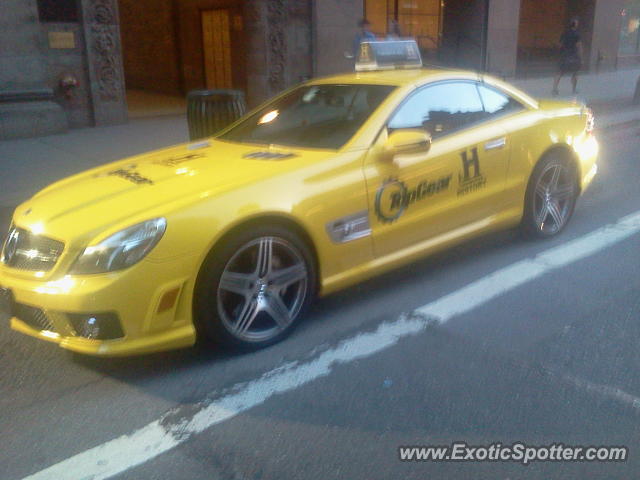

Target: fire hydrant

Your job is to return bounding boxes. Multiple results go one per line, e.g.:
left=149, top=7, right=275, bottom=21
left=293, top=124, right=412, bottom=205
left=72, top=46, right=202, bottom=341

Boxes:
left=59, top=74, right=79, bottom=100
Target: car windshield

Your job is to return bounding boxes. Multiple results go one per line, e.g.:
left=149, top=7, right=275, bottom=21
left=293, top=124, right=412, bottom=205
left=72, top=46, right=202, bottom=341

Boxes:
left=219, top=84, right=395, bottom=149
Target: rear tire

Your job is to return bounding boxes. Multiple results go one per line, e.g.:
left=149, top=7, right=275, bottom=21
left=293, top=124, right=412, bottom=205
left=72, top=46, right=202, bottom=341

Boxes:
left=194, top=225, right=316, bottom=350
left=521, top=153, right=579, bottom=238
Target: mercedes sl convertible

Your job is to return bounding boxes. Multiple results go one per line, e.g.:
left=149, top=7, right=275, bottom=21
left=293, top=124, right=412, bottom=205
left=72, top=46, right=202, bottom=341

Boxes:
left=0, top=41, right=598, bottom=355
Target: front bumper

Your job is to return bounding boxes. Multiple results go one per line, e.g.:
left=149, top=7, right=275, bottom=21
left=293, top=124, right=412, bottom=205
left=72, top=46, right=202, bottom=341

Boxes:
left=0, top=255, right=198, bottom=356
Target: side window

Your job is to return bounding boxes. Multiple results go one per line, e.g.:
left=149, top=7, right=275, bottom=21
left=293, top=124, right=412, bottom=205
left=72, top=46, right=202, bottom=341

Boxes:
left=388, top=82, right=485, bottom=138
left=477, top=85, right=524, bottom=117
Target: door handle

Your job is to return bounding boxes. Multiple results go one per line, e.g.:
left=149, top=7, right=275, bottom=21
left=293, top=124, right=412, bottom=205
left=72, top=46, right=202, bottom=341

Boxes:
left=484, top=137, right=507, bottom=151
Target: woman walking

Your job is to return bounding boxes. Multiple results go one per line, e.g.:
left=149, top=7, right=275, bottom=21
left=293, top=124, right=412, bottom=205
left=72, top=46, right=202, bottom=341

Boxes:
left=552, top=18, right=583, bottom=96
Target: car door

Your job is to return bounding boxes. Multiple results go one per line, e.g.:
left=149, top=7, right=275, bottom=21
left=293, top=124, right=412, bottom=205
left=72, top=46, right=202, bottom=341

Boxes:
left=364, top=80, right=512, bottom=258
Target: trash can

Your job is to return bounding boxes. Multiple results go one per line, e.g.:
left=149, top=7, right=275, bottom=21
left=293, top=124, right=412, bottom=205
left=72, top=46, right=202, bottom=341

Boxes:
left=186, top=89, right=246, bottom=141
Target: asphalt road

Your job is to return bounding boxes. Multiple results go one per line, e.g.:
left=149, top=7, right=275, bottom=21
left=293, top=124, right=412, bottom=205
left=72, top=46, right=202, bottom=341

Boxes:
left=1, top=121, right=639, bottom=480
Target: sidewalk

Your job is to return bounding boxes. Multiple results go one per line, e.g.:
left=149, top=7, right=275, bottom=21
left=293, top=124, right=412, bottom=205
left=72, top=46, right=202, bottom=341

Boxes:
left=513, top=67, right=640, bottom=104
left=0, top=115, right=189, bottom=208
left=0, top=69, right=639, bottom=209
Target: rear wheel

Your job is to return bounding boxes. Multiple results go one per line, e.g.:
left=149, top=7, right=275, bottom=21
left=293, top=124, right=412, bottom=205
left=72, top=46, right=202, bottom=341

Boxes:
left=522, top=153, right=579, bottom=238
left=195, top=225, right=316, bottom=349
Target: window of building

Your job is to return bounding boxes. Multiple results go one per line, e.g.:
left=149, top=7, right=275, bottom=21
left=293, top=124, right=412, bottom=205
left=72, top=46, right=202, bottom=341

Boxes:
left=388, top=81, right=485, bottom=137
left=619, top=1, right=640, bottom=56
left=37, top=0, right=79, bottom=23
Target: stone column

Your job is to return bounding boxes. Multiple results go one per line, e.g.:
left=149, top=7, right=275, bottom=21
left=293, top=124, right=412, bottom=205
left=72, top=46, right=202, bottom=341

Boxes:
left=589, top=0, right=626, bottom=71
left=0, top=0, right=68, bottom=139
left=485, top=0, right=522, bottom=77
left=313, top=0, right=364, bottom=77
left=80, top=0, right=127, bottom=125
left=244, top=0, right=312, bottom=107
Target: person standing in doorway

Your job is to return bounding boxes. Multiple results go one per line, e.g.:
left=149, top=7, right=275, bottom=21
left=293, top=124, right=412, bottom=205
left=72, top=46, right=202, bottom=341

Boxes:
left=386, top=19, right=402, bottom=39
left=353, top=18, right=376, bottom=58
left=552, top=18, right=583, bottom=96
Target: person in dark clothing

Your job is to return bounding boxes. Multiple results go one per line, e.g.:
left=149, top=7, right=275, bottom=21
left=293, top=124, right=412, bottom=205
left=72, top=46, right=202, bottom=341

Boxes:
left=553, top=18, right=583, bottom=95
left=386, top=19, right=402, bottom=39
left=353, top=18, right=376, bottom=58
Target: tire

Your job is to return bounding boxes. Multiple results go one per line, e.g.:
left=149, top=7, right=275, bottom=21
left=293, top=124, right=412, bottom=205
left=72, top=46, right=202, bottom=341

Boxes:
left=194, top=224, right=316, bottom=350
left=521, top=152, right=579, bottom=238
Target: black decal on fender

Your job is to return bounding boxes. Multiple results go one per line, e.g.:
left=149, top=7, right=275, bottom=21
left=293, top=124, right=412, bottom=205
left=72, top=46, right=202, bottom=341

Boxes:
left=375, top=175, right=452, bottom=224
left=108, top=168, right=154, bottom=185
left=154, top=153, right=205, bottom=167
left=457, top=147, right=486, bottom=196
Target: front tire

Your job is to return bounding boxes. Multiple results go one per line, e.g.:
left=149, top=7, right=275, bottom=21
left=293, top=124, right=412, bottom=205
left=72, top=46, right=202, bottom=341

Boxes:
left=521, top=153, right=579, bottom=238
left=194, top=225, right=316, bottom=349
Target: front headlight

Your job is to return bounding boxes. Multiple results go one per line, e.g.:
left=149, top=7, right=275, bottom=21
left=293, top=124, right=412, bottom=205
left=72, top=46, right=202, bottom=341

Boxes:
left=70, top=218, right=167, bottom=274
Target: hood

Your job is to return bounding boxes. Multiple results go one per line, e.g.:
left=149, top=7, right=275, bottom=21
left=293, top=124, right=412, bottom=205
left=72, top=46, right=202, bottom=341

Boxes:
left=13, top=139, right=332, bottom=242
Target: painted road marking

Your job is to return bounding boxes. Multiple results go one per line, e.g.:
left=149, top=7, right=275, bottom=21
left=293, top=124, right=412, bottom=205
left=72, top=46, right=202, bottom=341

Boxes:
left=22, top=210, right=640, bottom=480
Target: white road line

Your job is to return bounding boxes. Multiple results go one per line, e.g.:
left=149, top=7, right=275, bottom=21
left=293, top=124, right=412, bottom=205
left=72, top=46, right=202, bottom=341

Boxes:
left=560, top=374, right=640, bottom=413
left=22, top=210, right=640, bottom=480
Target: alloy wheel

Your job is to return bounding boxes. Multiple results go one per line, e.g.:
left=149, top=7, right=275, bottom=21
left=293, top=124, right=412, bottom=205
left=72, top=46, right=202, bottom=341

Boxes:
left=216, top=236, right=308, bottom=343
left=532, top=163, right=576, bottom=235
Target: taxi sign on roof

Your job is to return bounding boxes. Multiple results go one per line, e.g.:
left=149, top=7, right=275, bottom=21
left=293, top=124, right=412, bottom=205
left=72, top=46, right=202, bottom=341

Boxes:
left=356, top=39, right=422, bottom=72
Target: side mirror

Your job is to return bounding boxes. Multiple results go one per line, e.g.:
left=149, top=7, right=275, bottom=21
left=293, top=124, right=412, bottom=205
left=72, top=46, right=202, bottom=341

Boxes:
left=383, top=129, right=432, bottom=160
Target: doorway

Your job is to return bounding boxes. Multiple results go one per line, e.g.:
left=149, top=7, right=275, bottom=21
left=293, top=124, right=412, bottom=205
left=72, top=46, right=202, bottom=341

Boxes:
left=201, top=9, right=233, bottom=90
left=364, top=0, right=443, bottom=59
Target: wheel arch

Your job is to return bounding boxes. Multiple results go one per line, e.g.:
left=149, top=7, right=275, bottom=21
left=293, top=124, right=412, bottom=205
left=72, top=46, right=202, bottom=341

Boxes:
left=191, top=212, right=321, bottom=345
left=534, top=143, right=582, bottom=192
left=194, top=212, right=321, bottom=300
left=520, top=141, right=580, bottom=238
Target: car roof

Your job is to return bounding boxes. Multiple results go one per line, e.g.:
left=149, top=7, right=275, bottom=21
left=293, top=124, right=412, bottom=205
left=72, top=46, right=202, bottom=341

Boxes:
left=309, top=68, right=480, bottom=86
left=309, top=68, right=538, bottom=108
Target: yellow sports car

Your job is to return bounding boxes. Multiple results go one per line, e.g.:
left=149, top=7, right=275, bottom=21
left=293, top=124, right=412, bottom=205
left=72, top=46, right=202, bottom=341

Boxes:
left=0, top=42, right=598, bottom=356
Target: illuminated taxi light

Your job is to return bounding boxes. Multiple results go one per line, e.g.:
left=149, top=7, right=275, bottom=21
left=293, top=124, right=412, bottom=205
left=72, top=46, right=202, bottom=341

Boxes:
left=176, top=167, right=189, bottom=175
left=356, top=39, right=422, bottom=72
left=258, top=110, right=279, bottom=125
left=34, top=275, right=76, bottom=295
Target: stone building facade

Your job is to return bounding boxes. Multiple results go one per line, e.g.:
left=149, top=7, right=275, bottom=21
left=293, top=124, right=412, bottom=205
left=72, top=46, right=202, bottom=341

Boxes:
left=1, top=0, right=638, bottom=140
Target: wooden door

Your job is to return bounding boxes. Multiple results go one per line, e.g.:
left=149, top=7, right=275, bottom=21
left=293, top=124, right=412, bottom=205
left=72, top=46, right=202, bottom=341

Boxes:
left=201, top=9, right=232, bottom=89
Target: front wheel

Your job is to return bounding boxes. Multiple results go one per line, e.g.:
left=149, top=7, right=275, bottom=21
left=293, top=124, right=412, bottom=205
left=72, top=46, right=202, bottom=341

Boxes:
left=195, top=225, right=316, bottom=349
left=521, top=153, right=579, bottom=238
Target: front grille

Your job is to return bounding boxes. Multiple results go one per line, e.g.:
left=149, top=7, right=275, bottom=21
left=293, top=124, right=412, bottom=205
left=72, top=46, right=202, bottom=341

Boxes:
left=1, top=226, right=64, bottom=272
left=14, top=302, right=56, bottom=332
